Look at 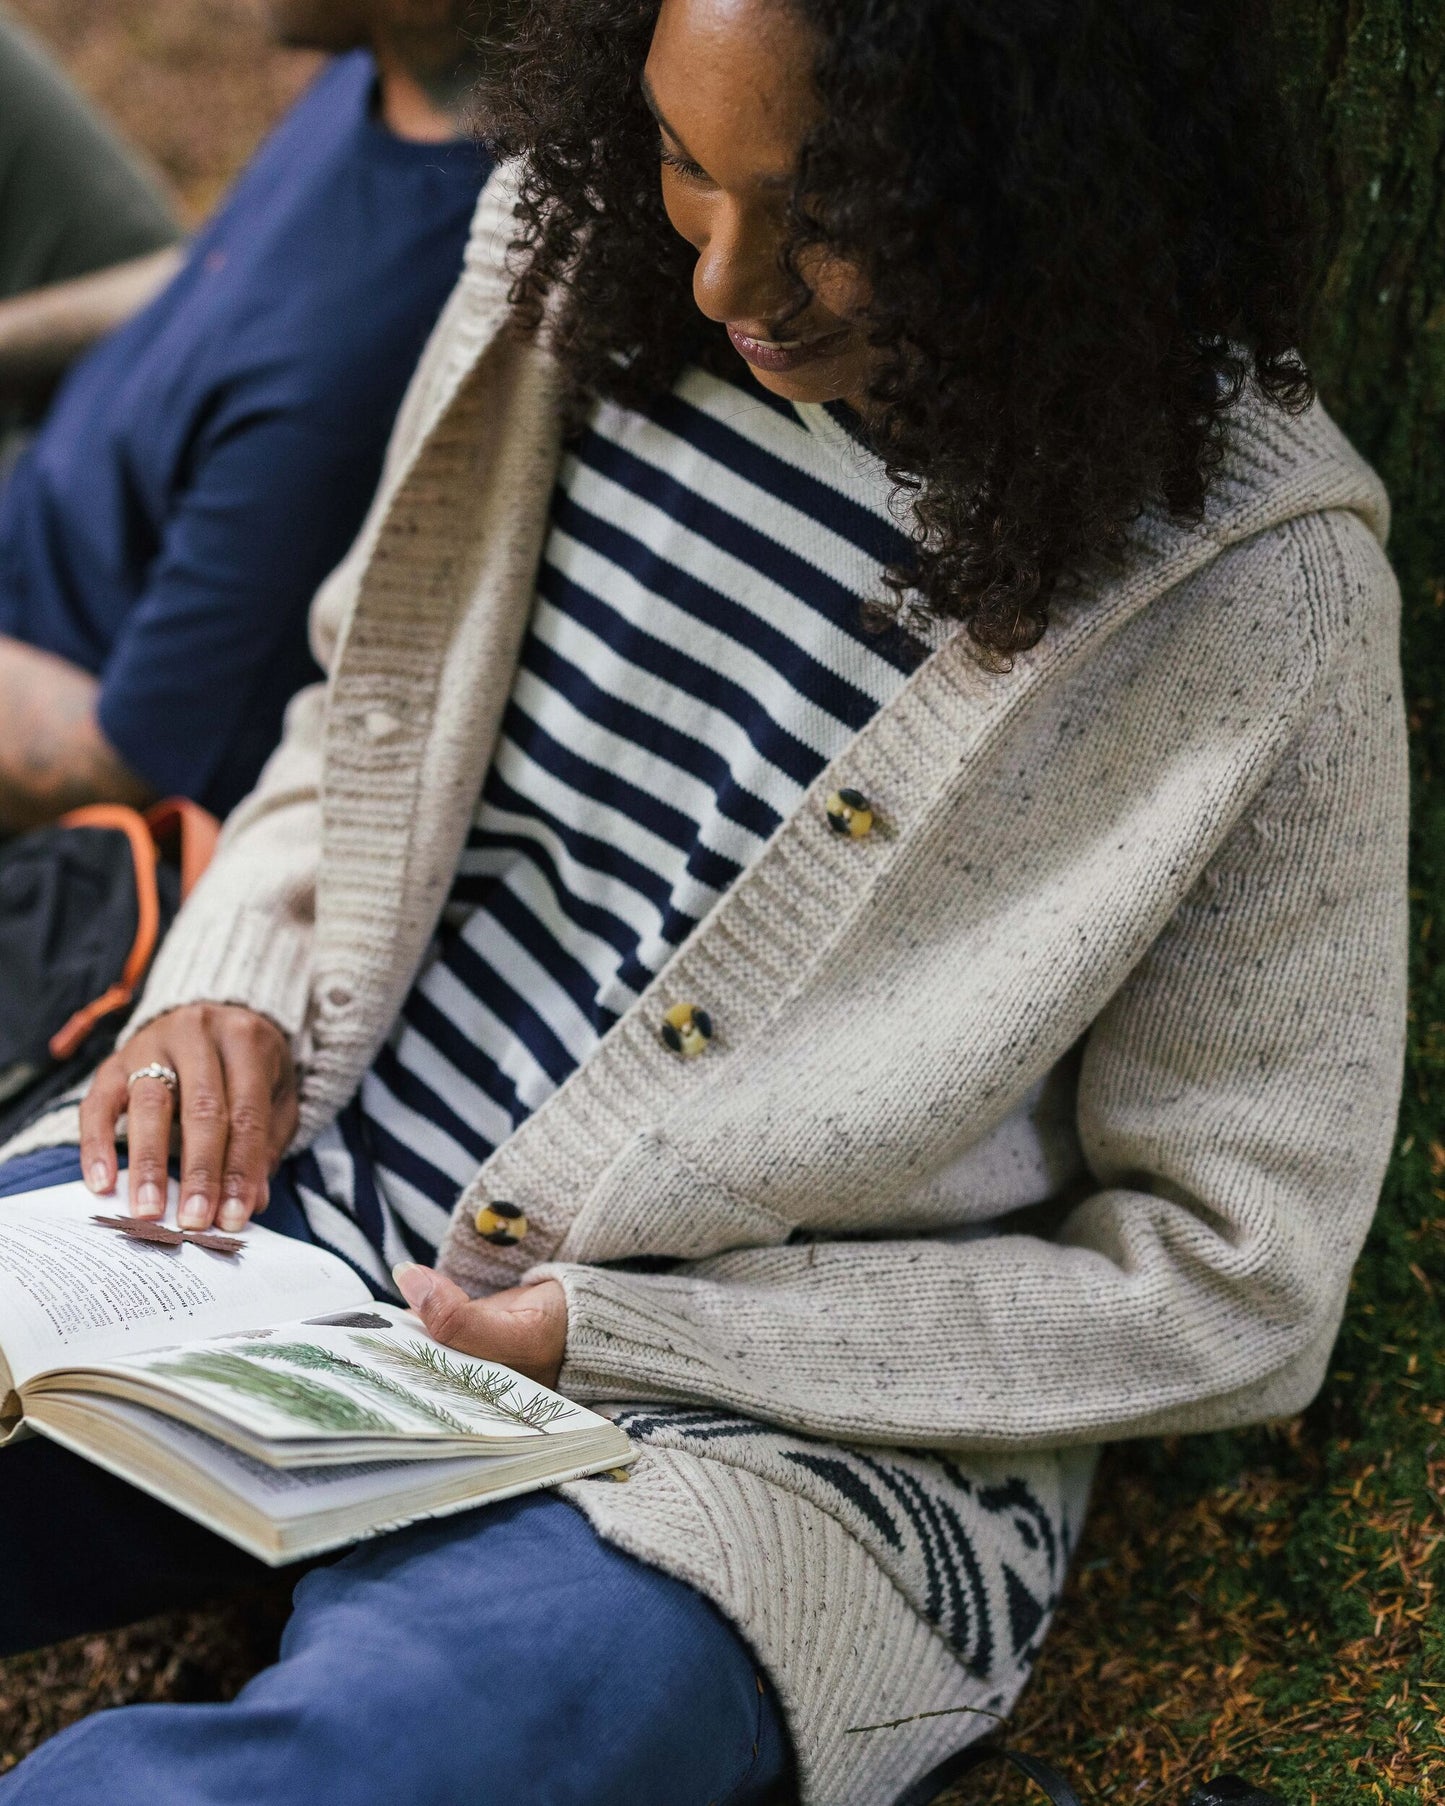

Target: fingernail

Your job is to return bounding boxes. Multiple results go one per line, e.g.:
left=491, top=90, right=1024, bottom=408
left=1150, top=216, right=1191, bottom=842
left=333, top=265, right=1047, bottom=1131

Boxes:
left=180, top=1196, right=210, bottom=1229
left=135, top=1181, right=164, bottom=1218
left=217, top=1200, right=247, bottom=1231
left=393, top=1262, right=433, bottom=1310
left=88, top=1161, right=110, bottom=1193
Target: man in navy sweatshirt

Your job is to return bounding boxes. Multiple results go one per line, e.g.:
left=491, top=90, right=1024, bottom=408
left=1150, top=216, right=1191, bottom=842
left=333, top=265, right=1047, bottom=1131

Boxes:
left=0, top=1, right=492, bottom=829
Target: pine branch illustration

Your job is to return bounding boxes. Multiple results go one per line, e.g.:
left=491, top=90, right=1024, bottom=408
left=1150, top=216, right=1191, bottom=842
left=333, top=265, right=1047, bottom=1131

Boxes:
left=245, top=1342, right=472, bottom=1436
left=354, top=1336, right=576, bottom=1432
left=152, top=1349, right=396, bottom=1434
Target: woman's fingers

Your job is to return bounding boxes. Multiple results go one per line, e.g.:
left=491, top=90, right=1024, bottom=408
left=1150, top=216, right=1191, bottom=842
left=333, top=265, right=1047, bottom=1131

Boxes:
left=214, top=1014, right=286, bottom=1229
left=392, top=1267, right=569, bottom=1390
left=77, top=1004, right=297, bottom=1231
left=123, top=1065, right=178, bottom=1219
left=78, top=1059, right=129, bottom=1196
left=171, top=1024, right=230, bottom=1230
left=264, top=1033, right=300, bottom=1184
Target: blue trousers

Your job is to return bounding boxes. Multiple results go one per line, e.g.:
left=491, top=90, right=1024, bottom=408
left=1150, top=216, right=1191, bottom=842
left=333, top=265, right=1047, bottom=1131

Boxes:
left=0, top=1149, right=790, bottom=1805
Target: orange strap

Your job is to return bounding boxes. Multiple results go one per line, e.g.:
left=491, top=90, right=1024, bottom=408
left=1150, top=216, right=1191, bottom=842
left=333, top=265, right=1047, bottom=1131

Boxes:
left=145, top=796, right=220, bottom=901
left=47, top=805, right=161, bottom=1062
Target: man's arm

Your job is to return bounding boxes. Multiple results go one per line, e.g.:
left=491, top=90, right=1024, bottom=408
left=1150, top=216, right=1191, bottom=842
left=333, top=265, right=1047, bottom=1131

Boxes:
left=0, top=634, right=153, bottom=833
left=0, top=248, right=183, bottom=406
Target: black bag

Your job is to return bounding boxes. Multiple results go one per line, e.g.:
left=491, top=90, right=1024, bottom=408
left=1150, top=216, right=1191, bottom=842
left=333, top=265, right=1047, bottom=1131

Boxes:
left=0, top=799, right=218, bottom=1144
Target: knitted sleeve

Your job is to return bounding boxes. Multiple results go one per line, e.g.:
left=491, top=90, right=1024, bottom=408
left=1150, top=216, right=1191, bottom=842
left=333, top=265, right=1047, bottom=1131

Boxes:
left=539, top=591, right=1409, bottom=1450
left=120, top=678, right=327, bottom=1047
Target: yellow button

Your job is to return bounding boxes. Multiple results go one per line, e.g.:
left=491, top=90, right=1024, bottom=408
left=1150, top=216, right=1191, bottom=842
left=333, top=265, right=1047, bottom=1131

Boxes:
left=474, top=1200, right=528, bottom=1246
left=825, top=787, right=874, bottom=838
left=660, top=1002, right=713, bottom=1058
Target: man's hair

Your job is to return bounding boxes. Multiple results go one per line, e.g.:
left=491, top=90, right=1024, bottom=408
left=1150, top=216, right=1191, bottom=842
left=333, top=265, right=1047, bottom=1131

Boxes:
left=479, top=0, right=1317, bottom=654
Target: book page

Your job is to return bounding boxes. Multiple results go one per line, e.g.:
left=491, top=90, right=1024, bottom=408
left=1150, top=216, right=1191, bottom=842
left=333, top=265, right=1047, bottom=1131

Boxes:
left=32, top=1396, right=632, bottom=1565
left=57, top=1395, right=501, bottom=1519
left=74, top=1304, right=594, bottom=1453
left=0, top=1178, right=370, bottom=1390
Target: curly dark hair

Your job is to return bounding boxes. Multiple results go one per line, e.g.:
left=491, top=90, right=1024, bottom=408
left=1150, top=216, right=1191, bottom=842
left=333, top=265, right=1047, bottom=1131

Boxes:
left=476, top=0, right=1317, bottom=655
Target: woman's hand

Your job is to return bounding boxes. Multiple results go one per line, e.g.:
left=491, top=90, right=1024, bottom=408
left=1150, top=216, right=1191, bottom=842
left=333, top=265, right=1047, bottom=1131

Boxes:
left=393, top=1265, right=568, bottom=1392
left=79, top=1004, right=299, bottom=1232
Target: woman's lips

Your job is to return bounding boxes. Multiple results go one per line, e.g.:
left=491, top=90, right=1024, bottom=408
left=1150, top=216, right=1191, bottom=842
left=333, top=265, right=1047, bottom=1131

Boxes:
left=726, top=323, right=851, bottom=374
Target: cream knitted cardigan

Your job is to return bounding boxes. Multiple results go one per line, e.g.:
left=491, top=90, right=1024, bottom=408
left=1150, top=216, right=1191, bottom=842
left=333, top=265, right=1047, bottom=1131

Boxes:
left=9, top=174, right=1409, bottom=1801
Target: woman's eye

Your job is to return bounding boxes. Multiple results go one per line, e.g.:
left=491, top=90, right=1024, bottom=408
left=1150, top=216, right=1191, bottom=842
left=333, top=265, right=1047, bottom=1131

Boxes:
left=659, top=144, right=708, bottom=183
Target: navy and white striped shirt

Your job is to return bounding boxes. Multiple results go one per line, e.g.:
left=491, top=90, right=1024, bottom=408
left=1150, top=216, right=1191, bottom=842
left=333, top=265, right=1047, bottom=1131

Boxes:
left=286, top=369, right=1074, bottom=1690
left=292, top=364, right=926, bottom=1291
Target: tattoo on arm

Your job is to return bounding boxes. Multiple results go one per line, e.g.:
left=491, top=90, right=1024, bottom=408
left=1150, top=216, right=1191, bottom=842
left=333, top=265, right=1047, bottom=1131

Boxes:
left=0, top=637, right=154, bottom=833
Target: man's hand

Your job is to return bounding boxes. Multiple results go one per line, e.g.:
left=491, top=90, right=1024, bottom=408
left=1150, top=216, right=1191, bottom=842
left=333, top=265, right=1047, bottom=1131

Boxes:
left=0, top=247, right=183, bottom=405
left=393, top=1265, right=568, bottom=1392
left=0, top=635, right=153, bottom=832
left=80, top=1003, right=299, bottom=1232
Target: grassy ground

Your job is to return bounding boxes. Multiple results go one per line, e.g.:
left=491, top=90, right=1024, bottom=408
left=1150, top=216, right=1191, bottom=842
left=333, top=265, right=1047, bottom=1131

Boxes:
left=2, top=4, right=1443, bottom=1798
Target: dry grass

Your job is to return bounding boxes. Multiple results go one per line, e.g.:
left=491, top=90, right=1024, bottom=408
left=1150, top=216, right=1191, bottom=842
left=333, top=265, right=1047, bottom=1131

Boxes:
left=0, top=1592, right=291, bottom=1772
left=953, top=1432, right=1445, bottom=1804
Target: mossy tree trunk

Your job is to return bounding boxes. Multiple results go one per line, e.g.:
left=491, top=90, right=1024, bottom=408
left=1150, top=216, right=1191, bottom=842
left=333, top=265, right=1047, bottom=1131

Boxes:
left=1280, top=0, right=1445, bottom=792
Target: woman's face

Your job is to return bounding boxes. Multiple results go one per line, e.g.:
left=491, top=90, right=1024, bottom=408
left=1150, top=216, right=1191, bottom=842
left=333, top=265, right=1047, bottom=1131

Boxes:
left=643, top=0, right=875, bottom=410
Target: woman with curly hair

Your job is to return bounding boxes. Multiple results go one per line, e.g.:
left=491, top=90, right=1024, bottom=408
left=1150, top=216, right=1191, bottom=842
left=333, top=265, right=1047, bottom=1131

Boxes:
left=0, top=0, right=1406, bottom=1801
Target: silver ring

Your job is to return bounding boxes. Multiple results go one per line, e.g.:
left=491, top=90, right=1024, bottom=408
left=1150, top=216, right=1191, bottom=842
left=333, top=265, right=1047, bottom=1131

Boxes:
left=127, top=1062, right=179, bottom=1097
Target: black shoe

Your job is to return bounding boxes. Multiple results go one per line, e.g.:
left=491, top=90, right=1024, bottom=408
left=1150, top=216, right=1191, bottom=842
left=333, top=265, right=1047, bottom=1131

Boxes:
left=893, top=1742, right=1081, bottom=1806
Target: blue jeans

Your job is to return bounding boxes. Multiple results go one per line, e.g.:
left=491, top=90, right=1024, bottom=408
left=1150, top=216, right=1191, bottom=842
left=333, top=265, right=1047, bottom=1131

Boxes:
left=0, top=1149, right=790, bottom=1806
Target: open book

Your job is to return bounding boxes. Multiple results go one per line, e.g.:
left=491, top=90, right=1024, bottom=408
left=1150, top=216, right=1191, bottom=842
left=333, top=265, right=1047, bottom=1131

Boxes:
left=0, top=1179, right=632, bottom=1564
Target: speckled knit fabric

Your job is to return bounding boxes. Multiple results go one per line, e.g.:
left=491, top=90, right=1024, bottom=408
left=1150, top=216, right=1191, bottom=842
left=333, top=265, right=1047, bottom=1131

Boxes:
left=5, top=169, right=1409, bottom=1804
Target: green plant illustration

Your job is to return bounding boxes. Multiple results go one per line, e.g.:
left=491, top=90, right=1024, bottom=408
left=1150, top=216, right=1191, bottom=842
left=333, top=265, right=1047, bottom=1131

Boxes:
left=245, top=1342, right=472, bottom=1436
left=152, top=1349, right=396, bottom=1434
left=354, top=1335, right=576, bottom=1432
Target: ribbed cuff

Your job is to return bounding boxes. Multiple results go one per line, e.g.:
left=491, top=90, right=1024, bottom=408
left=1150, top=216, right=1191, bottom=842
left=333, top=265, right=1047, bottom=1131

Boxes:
left=123, top=907, right=314, bottom=1049
left=531, top=1262, right=720, bottom=1406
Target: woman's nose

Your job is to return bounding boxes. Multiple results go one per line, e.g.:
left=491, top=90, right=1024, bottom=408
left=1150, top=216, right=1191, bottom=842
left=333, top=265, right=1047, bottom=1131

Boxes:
left=691, top=199, right=790, bottom=326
